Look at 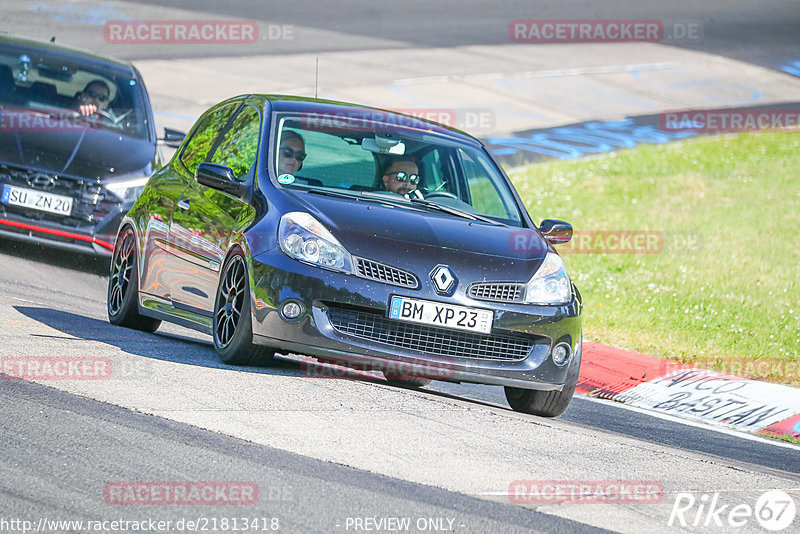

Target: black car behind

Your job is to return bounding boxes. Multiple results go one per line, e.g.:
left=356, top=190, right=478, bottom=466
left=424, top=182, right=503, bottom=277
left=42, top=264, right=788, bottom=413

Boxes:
left=0, top=35, right=165, bottom=255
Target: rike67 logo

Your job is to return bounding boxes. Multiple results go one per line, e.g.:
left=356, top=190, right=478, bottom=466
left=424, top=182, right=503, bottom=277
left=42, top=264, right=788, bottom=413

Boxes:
left=668, top=490, right=796, bottom=531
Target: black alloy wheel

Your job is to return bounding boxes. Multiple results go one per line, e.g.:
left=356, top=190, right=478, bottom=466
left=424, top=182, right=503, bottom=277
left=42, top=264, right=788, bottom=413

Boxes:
left=107, top=227, right=160, bottom=332
left=213, top=251, right=275, bottom=366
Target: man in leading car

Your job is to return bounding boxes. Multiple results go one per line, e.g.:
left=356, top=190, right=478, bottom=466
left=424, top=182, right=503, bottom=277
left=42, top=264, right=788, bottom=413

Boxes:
left=381, top=156, right=420, bottom=196
left=76, top=79, right=111, bottom=116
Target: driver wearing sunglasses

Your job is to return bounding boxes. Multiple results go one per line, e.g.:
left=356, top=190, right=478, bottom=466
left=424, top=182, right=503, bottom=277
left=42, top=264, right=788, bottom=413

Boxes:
left=77, top=80, right=111, bottom=117
left=278, top=130, right=307, bottom=174
left=381, top=156, right=420, bottom=196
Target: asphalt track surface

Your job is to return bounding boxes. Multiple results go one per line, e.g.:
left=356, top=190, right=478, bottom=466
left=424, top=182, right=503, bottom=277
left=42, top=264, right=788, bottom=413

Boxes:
left=2, top=2, right=800, bottom=533
left=75, top=0, right=800, bottom=71
left=0, top=240, right=798, bottom=534
left=2, top=376, right=601, bottom=534
left=2, top=240, right=798, bottom=478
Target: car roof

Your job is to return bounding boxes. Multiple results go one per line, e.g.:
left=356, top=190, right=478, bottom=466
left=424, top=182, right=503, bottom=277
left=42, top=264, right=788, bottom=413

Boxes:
left=0, top=34, right=136, bottom=75
left=243, top=94, right=484, bottom=147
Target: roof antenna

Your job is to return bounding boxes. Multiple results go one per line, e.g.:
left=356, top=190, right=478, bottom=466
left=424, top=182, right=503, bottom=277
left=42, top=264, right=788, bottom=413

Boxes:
left=314, top=57, right=318, bottom=99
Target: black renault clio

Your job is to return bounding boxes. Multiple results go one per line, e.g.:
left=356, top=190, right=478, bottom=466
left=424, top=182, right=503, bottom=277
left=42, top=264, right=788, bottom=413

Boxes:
left=108, top=94, right=583, bottom=417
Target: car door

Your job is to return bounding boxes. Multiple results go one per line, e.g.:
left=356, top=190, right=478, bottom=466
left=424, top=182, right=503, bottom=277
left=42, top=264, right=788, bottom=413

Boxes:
left=163, top=101, right=241, bottom=312
left=137, top=166, right=190, bottom=302
left=169, top=102, right=262, bottom=315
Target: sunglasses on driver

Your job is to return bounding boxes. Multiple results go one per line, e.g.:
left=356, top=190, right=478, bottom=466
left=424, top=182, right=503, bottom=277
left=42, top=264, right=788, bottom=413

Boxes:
left=280, top=147, right=307, bottom=161
left=82, top=90, right=109, bottom=102
left=384, top=171, right=420, bottom=184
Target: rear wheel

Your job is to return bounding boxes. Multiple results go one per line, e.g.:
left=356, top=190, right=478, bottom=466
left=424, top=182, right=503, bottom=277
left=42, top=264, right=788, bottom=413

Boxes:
left=505, top=336, right=582, bottom=417
left=107, top=227, right=161, bottom=332
left=213, top=251, right=275, bottom=366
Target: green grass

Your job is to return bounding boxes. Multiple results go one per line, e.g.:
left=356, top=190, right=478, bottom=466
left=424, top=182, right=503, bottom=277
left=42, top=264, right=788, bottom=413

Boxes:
left=757, top=431, right=800, bottom=444
left=509, top=132, right=800, bottom=386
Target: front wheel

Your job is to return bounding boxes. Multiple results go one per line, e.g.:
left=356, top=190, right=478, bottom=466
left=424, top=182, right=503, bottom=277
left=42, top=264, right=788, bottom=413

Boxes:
left=107, top=226, right=161, bottom=332
left=213, top=251, right=275, bottom=366
left=504, top=336, right=582, bottom=417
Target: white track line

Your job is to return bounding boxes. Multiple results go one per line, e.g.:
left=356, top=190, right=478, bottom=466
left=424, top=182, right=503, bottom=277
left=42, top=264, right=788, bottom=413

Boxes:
left=393, top=62, right=680, bottom=85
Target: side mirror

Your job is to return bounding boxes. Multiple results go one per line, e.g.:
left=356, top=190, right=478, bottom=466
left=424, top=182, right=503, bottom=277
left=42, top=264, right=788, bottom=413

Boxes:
left=539, top=219, right=573, bottom=245
left=195, top=162, right=246, bottom=196
left=160, top=127, right=186, bottom=148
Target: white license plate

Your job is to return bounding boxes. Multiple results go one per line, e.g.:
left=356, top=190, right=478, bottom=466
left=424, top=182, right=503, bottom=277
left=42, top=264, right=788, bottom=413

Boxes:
left=388, top=295, right=493, bottom=334
left=1, top=185, right=73, bottom=216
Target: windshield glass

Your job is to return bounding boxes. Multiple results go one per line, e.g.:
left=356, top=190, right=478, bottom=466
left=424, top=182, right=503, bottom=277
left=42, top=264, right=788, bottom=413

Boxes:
left=0, top=45, right=150, bottom=139
left=270, top=111, right=524, bottom=226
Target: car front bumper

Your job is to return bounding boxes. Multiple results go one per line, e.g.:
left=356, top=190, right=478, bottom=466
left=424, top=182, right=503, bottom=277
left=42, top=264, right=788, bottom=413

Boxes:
left=0, top=210, right=121, bottom=256
left=249, top=250, right=582, bottom=391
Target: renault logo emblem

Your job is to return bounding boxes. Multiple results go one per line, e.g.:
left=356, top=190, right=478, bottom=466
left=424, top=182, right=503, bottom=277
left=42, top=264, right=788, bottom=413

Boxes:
left=27, top=173, right=56, bottom=190
left=430, top=265, right=457, bottom=295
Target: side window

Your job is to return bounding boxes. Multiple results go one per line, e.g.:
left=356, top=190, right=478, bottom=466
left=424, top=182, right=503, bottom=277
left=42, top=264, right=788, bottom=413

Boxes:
left=285, top=129, right=375, bottom=188
left=458, top=148, right=520, bottom=222
left=210, top=105, right=261, bottom=179
left=180, top=103, right=239, bottom=174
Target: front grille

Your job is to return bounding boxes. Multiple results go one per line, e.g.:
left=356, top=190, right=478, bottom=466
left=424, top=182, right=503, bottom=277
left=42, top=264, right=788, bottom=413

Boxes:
left=355, top=257, right=418, bottom=288
left=468, top=282, right=524, bottom=303
left=0, top=164, right=117, bottom=226
left=326, top=305, right=534, bottom=361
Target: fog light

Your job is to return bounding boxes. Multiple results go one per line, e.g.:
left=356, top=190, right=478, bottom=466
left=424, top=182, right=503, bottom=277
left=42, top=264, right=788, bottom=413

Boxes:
left=552, top=343, right=571, bottom=366
left=280, top=301, right=303, bottom=321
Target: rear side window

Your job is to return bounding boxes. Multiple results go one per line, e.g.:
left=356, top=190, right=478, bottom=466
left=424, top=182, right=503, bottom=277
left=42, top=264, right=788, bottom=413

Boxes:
left=180, top=102, right=239, bottom=174
left=209, top=105, right=261, bottom=179
left=281, top=128, right=376, bottom=188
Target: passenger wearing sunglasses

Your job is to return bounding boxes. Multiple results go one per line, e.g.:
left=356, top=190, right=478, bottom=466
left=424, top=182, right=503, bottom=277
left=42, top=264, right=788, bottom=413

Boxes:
left=381, top=156, right=420, bottom=197
left=278, top=130, right=307, bottom=174
left=77, top=80, right=111, bottom=117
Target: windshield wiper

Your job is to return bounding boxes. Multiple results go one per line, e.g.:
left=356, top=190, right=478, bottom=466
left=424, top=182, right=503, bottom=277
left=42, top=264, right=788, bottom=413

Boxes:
left=309, top=189, right=504, bottom=225
left=307, top=188, right=358, bottom=200
left=307, top=188, right=401, bottom=208
left=407, top=197, right=504, bottom=225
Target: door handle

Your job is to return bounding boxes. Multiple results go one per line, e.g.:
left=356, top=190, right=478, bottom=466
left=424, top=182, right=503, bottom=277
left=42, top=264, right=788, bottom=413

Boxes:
left=177, top=199, right=190, bottom=212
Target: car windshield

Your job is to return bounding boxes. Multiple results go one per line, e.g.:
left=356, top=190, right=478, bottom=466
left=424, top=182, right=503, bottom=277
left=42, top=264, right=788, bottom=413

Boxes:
left=271, top=111, right=525, bottom=227
left=0, top=45, right=150, bottom=139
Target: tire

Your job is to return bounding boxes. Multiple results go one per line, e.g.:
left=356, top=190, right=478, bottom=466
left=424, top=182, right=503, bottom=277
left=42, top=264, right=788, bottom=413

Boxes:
left=504, top=335, right=582, bottom=417
left=382, top=370, right=432, bottom=388
left=213, top=251, right=275, bottom=366
left=107, top=226, right=161, bottom=333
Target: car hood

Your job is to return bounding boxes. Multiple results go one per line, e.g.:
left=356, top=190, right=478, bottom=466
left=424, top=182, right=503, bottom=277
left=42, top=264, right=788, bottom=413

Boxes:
left=0, top=128, right=154, bottom=180
left=287, top=192, right=550, bottom=273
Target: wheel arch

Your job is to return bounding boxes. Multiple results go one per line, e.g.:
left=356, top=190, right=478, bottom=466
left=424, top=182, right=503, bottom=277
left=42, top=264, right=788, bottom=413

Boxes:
left=219, top=238, right=258, bottom=320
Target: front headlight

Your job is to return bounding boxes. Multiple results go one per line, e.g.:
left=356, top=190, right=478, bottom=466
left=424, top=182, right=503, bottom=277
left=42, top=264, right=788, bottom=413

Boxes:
left=104, top=174, right=150, bottom=204
left=523, top=253, right=572, bottom=305
left=278, top=212, right=353, bottom=273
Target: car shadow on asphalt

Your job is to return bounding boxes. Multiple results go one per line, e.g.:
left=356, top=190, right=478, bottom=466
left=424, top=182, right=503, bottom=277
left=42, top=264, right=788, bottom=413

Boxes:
left=0, top=239, right=110, bottom=276
left=12, top=306, right=298, bottom=377
left=11, top=306, right=506, bottom=410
